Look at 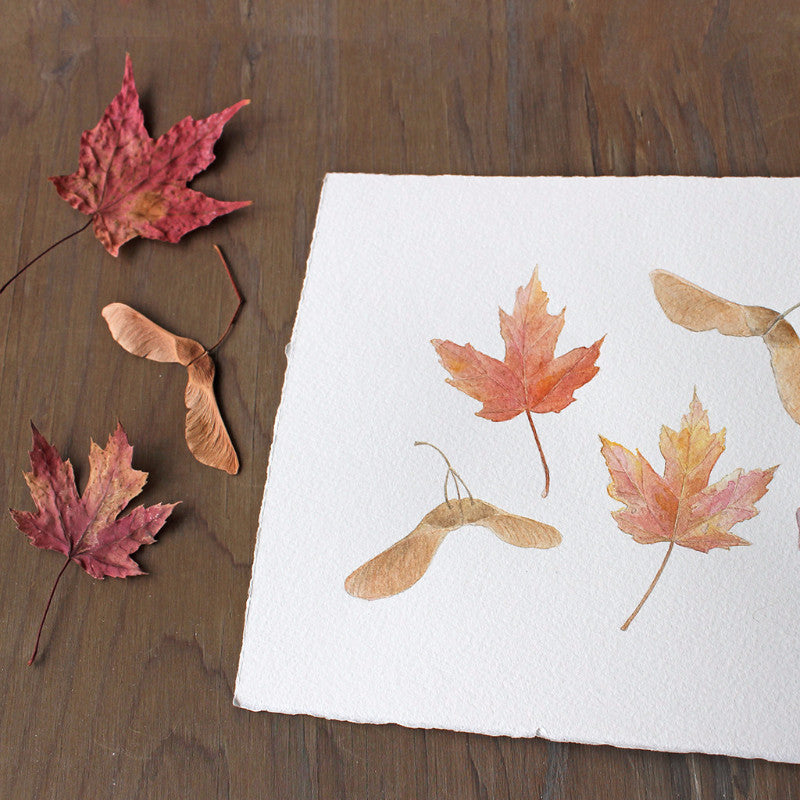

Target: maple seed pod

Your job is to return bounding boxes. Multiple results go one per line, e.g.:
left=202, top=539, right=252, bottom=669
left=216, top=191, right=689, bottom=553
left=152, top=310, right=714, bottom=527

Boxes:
left=346, top=443, right=561, bottom=600
left=102, top=303, right=239, bottom=474
left=651, top=270, right=800, bottom=426
left=100, top=245, right=242, bottom=475
left=345, top=499, right=561, bottom=600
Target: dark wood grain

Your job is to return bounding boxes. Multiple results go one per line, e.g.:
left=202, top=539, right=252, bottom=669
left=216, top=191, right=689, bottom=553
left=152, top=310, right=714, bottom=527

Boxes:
left=2, top=1, right=799, bottom=798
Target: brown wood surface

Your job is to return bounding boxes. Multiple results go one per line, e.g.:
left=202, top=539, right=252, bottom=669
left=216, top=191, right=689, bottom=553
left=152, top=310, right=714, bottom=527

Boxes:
left=1, top=2, right=799, bottom=798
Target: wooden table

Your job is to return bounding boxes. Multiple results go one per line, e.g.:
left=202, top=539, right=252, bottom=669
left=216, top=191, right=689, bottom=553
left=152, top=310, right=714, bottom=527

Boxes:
left=2, top=2, right=799, bottom=797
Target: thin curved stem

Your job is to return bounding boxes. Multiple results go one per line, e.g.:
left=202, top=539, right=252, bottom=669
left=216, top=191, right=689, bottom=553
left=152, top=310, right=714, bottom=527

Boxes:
left=414, top=441, right=474, bottom=504
left=186, top=245, right=244, bottom=366
left=764, top=300, right=800, bottom=336
left=414, top=440, right=455, bottom=471
left=452, top=468, right=465, bottom=523
left=620, top=541, right=675, bottom=631
left=28, top=556, right=71, bottom=666
left=450, top=471, right=474, bottom=503
left=1, top=220, right=92, bottom=297
left=525, top=411, right=550, bottom=498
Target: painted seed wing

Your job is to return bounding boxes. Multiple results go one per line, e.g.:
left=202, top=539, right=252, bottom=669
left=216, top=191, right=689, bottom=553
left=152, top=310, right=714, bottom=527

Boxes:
left=345, top=500, right=489, bottom=600
left=650, top=270, right=761, bottom=336
left=344, top=526, right=450, bottom=600
left=651, top=270, right=800, bottom=425
left=651, top=269, right=782, bottom=339
left=481, top=511, right=562, bottom=548
left=761, top=318, right=800, bottom=425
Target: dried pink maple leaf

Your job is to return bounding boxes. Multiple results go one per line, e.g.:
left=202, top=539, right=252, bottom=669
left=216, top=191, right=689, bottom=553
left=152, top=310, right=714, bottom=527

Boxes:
left=0, top=54, right=250, bottom=296
left=11, top=423, right=177, bottom=664
left=50, top=53, right=250, bottom=256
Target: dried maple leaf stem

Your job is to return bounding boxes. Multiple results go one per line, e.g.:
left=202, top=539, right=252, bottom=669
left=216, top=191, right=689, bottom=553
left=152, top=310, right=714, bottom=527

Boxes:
left=620, top=541, right=675, bottom=631
left=186, top=245, right=243, bottom=366
left=0, top=220, right=92, bottom=297
left=525, top=411, right=550, bottom=498
left=27, top=556, right=71, bottom=666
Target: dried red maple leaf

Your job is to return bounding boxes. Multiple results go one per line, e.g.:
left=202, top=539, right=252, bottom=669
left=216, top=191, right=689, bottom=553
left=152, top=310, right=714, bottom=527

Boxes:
left=600, top=393, right=776, bottom=630
left=11, top=423, right=177, bottom=664
left=49, top=53, right=250, bottom=256
left=433, top=269, right=604, bottom=497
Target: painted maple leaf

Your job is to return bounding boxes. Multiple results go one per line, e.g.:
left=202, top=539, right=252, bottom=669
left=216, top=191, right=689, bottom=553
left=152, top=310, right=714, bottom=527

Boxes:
left=49, top=53, right=250, bottom=256
left=11, top=423, right=177, bottom=664
left=432, top=268, right=604, bottom=497
left=600, top=393, right=776, bottom=630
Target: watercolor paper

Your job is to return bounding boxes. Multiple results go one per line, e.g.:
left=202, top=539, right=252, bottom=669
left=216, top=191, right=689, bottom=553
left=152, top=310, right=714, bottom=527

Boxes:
left=236, top=175, right=800, bottom=762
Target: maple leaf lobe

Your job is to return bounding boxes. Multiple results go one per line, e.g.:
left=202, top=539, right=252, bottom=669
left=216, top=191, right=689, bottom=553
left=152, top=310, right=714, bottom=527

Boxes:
left=499, top=268, right=566, bottom=380
left=49, top=53, right=250, bottom=256
left=11, top=423, right=81, bottom=558
left=10, top=422, right=176, bottom=579
left=431, top=339, right=524, bottom=422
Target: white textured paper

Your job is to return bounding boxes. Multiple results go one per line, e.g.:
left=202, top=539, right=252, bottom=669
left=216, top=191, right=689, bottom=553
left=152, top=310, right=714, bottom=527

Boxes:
left=236, top=175, right=800, bottom=762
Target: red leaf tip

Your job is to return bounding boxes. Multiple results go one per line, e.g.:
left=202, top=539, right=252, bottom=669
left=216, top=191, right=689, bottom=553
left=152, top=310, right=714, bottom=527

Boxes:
left=28, top=421, right=50, bottom=452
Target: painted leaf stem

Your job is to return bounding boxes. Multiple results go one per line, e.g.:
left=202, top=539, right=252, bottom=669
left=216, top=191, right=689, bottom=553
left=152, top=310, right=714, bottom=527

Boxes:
left=620, top=541, right=674, bottom=631
left=525, top=410, right=550, bottom=498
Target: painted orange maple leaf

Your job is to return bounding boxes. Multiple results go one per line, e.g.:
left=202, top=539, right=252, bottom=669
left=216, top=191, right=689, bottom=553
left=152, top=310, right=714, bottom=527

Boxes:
left=49, top=53, right=250, bottom=256
left=432, top=269, right=604, bottom=497
left=600, top=393, right=776, bottom=630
